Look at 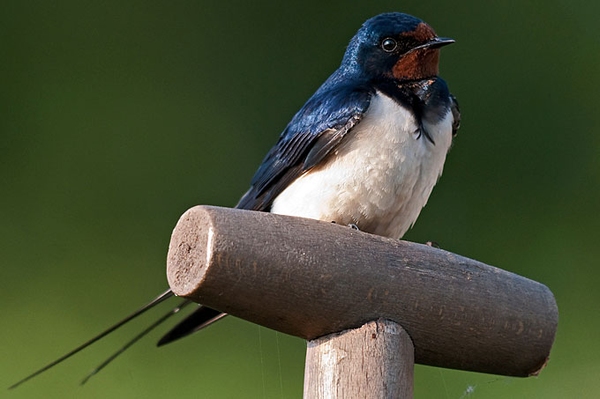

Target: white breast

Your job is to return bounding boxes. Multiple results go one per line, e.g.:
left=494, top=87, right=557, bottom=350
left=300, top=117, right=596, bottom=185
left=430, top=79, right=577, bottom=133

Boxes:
left=270, top=91, right=453, bottom=239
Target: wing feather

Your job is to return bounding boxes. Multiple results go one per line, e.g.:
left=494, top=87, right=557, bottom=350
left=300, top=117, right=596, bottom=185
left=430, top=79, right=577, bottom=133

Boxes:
left=237, top=84, right=373, bottom=211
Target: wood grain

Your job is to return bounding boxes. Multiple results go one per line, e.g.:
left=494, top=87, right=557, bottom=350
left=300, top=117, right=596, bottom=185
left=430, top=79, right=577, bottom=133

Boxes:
left=304, top=319, right=414, bottom=399
left=167, top=205, right=558, bottom=377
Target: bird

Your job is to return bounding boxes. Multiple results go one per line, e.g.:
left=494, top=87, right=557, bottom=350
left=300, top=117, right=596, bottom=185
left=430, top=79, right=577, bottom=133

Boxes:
left=10, top=11, right=460, bottom=388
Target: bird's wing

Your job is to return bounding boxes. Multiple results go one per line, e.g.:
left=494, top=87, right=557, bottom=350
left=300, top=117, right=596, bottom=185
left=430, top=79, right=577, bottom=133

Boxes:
left=236, top=83, right=374, bottom=211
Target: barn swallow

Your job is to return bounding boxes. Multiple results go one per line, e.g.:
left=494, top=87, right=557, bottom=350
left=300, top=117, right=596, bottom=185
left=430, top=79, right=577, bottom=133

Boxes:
left=10, top=12, right=460, bottom=388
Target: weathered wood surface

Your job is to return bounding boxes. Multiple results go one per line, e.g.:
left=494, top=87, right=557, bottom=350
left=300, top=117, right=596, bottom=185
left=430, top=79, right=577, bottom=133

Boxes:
left=304, top=319, right=414, bottom=399
left=167, top=205, right=558, bottom=377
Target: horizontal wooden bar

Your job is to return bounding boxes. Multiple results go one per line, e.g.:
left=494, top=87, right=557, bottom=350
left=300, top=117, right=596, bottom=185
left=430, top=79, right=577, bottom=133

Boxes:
left=167, top=205, right=558, bottom=377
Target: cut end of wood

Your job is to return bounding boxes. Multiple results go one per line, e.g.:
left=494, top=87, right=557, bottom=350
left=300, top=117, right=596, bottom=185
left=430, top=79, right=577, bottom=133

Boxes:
left=166, top=206, right=214, bottom=297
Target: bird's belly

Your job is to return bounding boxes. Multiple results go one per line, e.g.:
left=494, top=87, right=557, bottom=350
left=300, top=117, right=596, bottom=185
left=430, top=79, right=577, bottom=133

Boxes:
left=270, top=93, right=453, bottom=239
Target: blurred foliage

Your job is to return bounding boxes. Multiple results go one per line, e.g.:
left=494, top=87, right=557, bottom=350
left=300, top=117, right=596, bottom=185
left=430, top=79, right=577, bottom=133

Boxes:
left=2, top=1, right=599, bottom=398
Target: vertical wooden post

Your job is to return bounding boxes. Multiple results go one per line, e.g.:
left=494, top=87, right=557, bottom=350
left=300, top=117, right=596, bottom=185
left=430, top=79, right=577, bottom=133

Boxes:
left=303, top=319, right=414, bottom=399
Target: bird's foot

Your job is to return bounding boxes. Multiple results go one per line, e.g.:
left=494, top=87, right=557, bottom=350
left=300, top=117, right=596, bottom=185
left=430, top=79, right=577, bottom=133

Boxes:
left=425, top=241, right=441, bottom=249
left=348, top=223, right=360, bottom=231
left=330, top=221, right=361, bottom=231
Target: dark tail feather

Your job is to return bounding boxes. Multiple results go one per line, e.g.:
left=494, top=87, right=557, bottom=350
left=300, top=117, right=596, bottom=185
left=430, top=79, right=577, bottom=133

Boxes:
left=157, top=306, right=228, bottom=347
left=81, top=299, right=192, bottom=385
left=9, top=289, right=174, bottom=390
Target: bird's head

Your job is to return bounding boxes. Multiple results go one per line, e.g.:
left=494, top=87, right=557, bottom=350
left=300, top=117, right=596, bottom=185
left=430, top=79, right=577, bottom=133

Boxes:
left=343, top=13, right=454, bottom=82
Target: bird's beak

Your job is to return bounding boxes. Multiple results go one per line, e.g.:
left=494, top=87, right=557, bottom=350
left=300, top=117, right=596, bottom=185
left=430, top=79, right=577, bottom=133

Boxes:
left=423, top=37, right=455, bottom=49
left=408, top=37, right=455, bottom=54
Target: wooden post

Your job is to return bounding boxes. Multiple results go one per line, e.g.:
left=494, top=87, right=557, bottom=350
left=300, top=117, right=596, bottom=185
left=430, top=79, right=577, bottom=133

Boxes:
left=166, top=205, right=558, bottom=381
left=304, top=319, right=414, bottom=399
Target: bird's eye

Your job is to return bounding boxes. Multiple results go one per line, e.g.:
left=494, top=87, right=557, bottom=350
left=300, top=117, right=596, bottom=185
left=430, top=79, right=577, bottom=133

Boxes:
left=381, top=38, right=397, bottom=52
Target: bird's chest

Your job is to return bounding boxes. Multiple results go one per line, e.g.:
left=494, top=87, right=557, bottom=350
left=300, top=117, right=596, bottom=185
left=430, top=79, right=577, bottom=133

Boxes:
left=271, top=92, right=453, bottom=238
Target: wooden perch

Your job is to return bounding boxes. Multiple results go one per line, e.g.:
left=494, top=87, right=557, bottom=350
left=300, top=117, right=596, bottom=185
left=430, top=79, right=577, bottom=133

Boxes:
left=166, top=205, right=558, bottom=377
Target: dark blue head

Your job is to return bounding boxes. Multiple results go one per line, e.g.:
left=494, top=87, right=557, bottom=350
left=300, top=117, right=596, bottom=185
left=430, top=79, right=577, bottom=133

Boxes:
left=342, top=13, right=454, bottom=81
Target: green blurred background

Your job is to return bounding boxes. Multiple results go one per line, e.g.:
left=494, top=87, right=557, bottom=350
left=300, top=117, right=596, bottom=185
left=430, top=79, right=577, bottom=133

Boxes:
left=2, top=1, right=598, bottom=398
